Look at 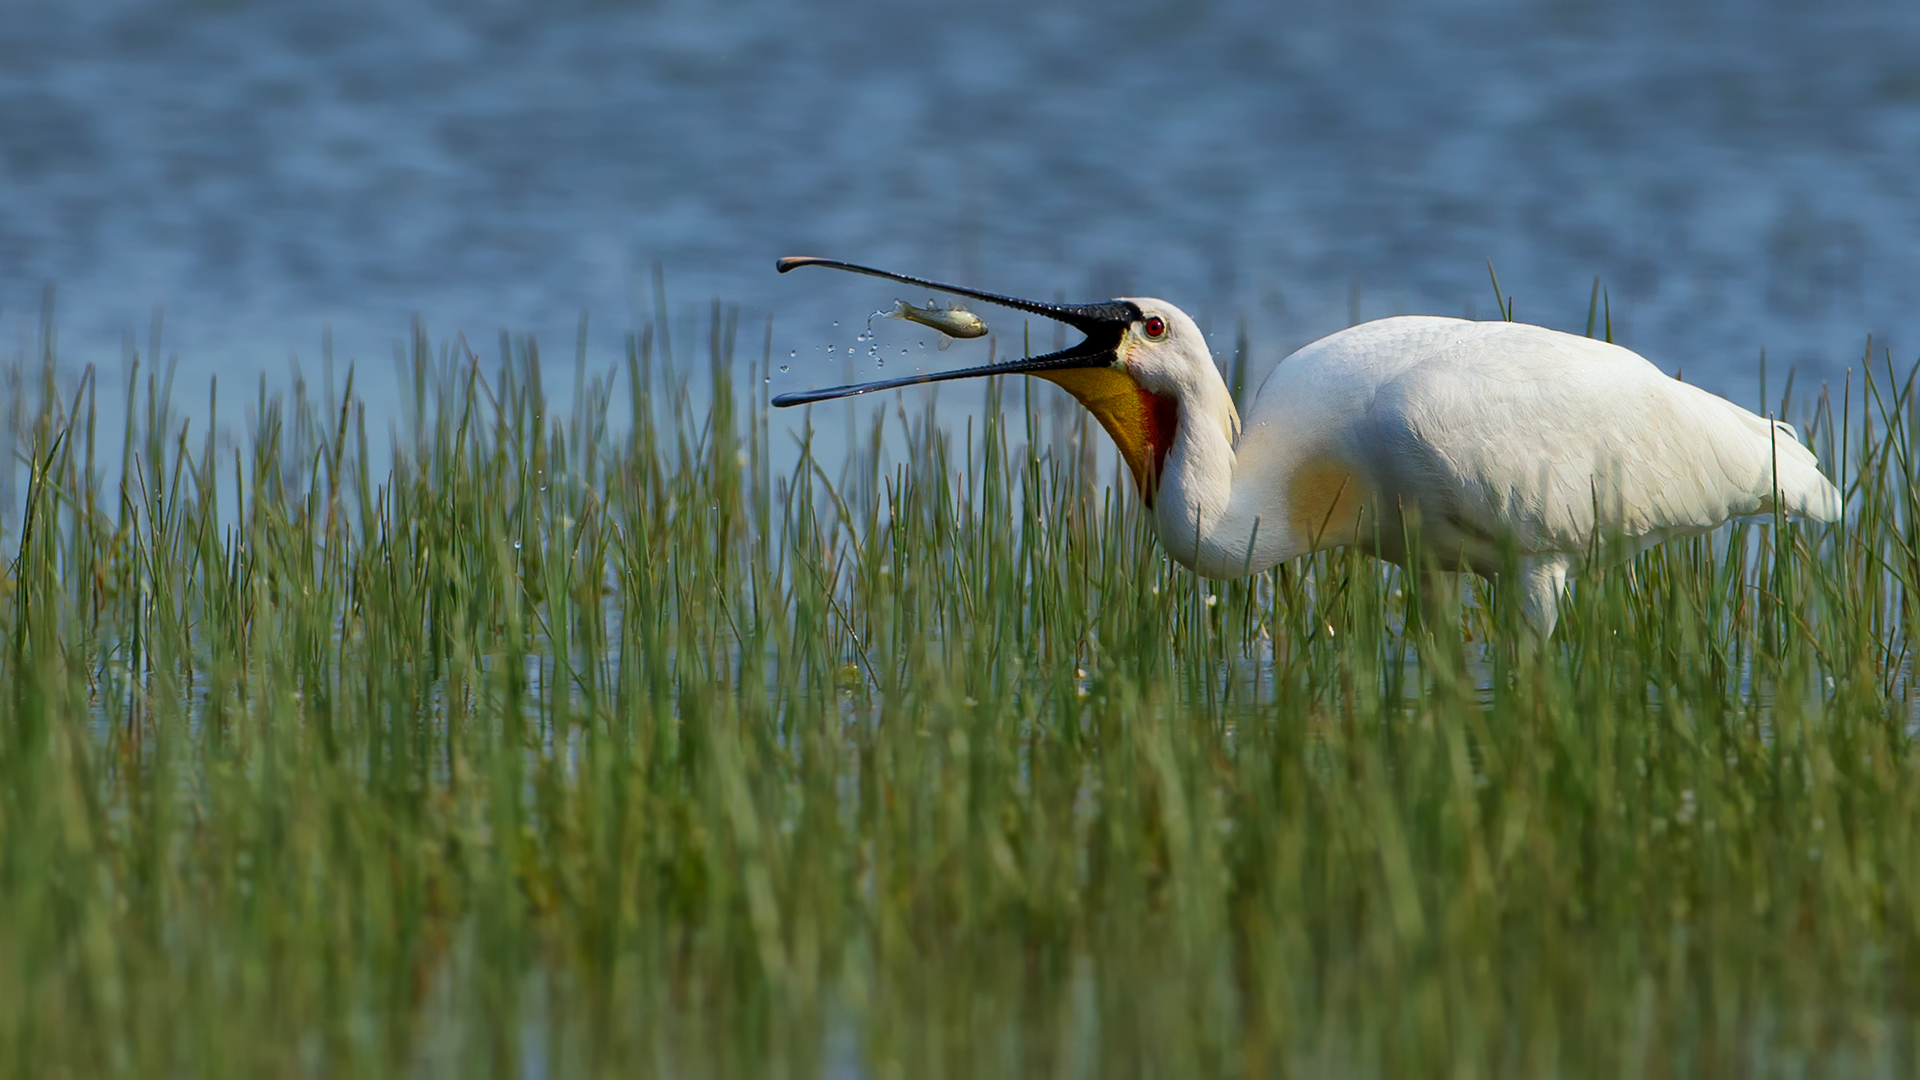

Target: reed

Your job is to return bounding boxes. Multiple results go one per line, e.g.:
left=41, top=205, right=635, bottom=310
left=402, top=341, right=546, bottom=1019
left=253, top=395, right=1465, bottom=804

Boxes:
left=1, top=308, right=1915, bottom=1077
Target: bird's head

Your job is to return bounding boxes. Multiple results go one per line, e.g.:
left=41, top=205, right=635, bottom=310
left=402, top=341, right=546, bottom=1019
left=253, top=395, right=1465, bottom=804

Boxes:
left=1107, top=298, right=1217, bottom=400
left=772, top=258, right=1224, bottom=502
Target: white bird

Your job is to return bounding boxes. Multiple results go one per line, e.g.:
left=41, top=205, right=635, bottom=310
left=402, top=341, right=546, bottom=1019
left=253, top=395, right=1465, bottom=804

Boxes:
left=773, top=257, right=1843, bottom=636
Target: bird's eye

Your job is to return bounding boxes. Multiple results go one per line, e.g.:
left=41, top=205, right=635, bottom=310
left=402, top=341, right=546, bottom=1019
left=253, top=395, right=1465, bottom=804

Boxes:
left=1142, top=315, right=1167, bottom=340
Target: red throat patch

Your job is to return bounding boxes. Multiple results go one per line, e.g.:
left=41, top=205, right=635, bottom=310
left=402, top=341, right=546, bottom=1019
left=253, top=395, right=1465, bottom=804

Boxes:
left=1033, top=366, right=1181, bottom=505
left=1139, top=387, right=1179, bottom=506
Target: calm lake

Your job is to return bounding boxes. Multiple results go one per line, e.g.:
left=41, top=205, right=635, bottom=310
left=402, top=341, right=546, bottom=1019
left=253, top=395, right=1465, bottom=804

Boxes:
left=3, top=0, right=1917, bottom=418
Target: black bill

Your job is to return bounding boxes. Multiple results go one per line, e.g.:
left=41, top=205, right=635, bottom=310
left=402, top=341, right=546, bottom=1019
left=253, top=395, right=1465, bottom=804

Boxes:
left=771, top=256, right=1138, bottom=407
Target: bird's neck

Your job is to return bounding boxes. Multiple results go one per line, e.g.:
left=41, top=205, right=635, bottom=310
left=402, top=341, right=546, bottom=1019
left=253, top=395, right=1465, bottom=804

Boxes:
left=1149, top=377, right=1247, bottom=573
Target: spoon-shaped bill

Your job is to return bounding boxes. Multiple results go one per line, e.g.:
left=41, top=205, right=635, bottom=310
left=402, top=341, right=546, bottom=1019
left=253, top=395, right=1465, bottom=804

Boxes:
left=772, top=256, right=1139, bottom=408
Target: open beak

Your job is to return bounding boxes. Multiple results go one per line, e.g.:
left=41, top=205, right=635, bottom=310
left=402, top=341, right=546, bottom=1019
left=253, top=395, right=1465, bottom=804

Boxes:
left=769, top=256, right=1139, bottom=408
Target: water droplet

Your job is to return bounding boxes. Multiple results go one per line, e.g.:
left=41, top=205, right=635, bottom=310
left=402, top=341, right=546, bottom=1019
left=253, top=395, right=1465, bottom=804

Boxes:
left=779, top=364, right=789, bottom=372
left=789, top=349, right=797, bottom=358
left=832, top=320, right=839, bottom=326
left=764, top=375, right=771, bottom=383
left=513, top=540, right=523, bottom=551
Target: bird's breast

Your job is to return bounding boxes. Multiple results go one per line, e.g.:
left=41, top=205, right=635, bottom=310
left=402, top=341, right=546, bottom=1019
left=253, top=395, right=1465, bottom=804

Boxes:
left=1286, top=459, right=1369, bottom=551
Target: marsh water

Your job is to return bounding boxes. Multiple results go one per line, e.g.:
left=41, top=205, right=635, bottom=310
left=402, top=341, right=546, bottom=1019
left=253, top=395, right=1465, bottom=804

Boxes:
left=3, top=0, right=1918, bottom=418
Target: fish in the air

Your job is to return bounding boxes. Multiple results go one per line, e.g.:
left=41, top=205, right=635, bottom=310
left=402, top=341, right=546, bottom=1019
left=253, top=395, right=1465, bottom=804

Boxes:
left=886, top=298, right=989, bottom=350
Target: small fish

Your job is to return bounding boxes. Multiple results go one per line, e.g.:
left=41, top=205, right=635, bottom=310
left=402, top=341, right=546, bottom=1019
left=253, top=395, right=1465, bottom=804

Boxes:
left=886, top=298, right=988, bottom=350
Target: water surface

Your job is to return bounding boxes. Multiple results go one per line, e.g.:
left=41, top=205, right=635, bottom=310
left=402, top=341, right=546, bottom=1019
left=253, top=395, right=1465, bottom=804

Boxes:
left=3, top=0, right=1916, bottom=413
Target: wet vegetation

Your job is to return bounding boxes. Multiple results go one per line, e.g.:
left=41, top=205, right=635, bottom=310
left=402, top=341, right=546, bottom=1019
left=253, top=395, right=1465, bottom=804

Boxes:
left=2, top=306, right=1917, bottom=1077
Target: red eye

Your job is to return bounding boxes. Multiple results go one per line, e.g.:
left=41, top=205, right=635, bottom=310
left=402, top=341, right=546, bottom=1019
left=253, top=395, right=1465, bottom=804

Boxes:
left=1143, top=315, right=1167, bottom=339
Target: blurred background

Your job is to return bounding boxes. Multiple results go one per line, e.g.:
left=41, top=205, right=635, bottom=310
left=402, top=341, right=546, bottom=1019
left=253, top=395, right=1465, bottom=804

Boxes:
left=2, top=0, right=1917, bottom=419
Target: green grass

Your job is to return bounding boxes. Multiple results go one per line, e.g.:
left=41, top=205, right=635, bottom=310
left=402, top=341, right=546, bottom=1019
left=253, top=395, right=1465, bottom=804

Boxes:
left=3, top=306, right=1918, bottom=1078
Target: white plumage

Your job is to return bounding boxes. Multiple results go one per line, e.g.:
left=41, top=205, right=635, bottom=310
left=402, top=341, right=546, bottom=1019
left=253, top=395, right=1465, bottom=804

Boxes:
left=771, top=258, right=1843, bottom=638
left=1141, top=312, right=1842, bottom=635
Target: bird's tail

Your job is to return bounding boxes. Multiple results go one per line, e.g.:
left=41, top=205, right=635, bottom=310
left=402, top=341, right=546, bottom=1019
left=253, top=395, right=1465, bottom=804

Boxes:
left=1764, top=420, right=1844, bottom=521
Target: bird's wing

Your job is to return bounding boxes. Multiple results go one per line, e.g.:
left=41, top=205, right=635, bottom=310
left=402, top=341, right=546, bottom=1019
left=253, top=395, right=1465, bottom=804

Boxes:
left=1348, top=322, right=1839, bottom=557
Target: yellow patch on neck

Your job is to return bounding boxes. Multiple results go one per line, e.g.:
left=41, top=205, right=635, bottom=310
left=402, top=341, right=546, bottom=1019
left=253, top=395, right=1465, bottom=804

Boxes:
left=1036, top=366, right=1179, bottom=501
left=1288, top=459, right=1368, bottom=549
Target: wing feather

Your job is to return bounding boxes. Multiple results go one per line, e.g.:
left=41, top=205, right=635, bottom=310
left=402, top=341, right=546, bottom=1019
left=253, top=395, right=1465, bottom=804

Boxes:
left=1304, top=320, right=1841, bottom=559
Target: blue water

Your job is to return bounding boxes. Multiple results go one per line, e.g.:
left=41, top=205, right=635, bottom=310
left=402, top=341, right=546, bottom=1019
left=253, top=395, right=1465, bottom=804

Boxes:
left=3, top=0, right=1917, bottom=411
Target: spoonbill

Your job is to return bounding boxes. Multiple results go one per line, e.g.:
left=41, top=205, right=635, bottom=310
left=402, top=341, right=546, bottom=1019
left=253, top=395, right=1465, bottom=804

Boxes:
left=772, top=257, right=1842, bottom=636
